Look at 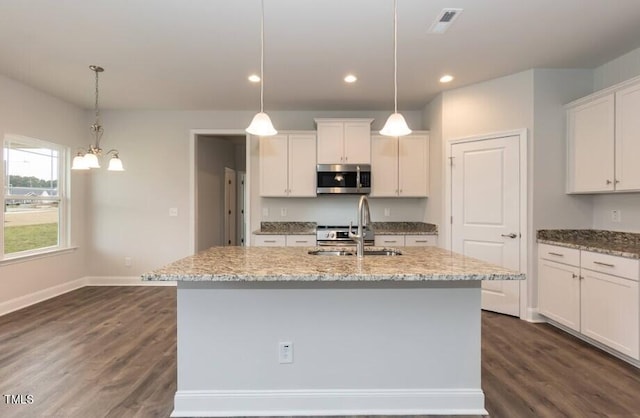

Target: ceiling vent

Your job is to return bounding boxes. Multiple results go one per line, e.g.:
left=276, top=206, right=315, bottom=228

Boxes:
left=428, top=8, right=463, bottom=34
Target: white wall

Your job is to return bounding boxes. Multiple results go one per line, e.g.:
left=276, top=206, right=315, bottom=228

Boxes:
left=594, top=46, right=640, bottom=90
left=88, top=109, right=423, bottom=276
left=0, top=73, right=87, bottom=307
left=423, top=95, right=443, bottom=231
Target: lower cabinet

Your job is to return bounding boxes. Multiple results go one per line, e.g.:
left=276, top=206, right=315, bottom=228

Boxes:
left=538, top=243, right=640, bottom=359
left=254, top=234, right=316, bottom=247
left=374, top=235, right=437, bottom=247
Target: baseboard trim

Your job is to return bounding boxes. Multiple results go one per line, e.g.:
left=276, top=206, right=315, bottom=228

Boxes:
left=0, top=276, right=176, bottom=317
left=524, top=307, right=546, bottom=323
left=85, top=276, right=177, bottom=286
left=171, top=388, right=487, bottom=417
left=0, top=277, right=86, bottom=317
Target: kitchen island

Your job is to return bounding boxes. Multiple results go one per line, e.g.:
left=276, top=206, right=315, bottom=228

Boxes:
left=142, top=246, right=524, bottom=417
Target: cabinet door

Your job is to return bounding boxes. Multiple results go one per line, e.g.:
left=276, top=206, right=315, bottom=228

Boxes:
left=537, top=258, right=581, bottom=331
left=398, top=134, right=429, bottom=197
left=405, top=235, right=437, bottom=246
left=316, top=122, right=344, bottom=164
left=254, top=235, right=286, bottom=246
left=259, top=135, right=289, bottom=197
left=288, top=134, right=317, bottom=197
left=370, top=135, right=398, bottom=197
left=343, top=121, right=371, bottom=164
left=375, top=235, right=405, bottom=247
left=567, top=94, right=615, bottom=193
left=581, top=269, right=639, bottom=359
left=615, top=82, right=640, bottom=191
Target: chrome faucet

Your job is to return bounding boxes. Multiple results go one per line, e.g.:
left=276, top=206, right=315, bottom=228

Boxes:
left=348, top=195, right=371, bottom=258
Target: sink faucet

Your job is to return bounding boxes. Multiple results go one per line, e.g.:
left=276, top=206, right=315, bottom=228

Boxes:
left=349, top=195, right=371, bottom=258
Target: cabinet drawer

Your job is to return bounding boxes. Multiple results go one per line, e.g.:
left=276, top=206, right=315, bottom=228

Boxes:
left=581, top=251, right=639, bottom=281
left=538, top=243, right=580, bottom=266
left=254, top=235, right=286, bottom=246
left=375, top=235, right=405, bottom=247
left=285, top=235, right=316, bottom=247
left=405, top=235, right=437, bottom=246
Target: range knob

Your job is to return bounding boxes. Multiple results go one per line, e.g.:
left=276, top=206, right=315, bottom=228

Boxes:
left=329, top=231, right=336, bottom=239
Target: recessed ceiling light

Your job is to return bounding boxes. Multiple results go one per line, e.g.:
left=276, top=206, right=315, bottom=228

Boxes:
left=248, top=74, right=261, bottom=83
left=439, top=75, right=454, bottom=83
left=344, top=74, right=357, bottom=83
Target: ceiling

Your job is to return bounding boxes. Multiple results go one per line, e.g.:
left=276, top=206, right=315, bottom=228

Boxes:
left=2, top=0, right=640, bottom=111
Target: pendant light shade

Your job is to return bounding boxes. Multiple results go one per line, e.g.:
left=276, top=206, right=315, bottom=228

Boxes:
left=381, top=0, right=411, bottom=137
left=83, top=152, right=100, bottom=168
left=380, top=112, right=412, bottom=136
left=108, top=154, right=125, bottom=171
left=71, top=153, right=89, bottom=170
left=246, top=0, right=277, bottom=136
left=247, top=112, right=277, bottom=136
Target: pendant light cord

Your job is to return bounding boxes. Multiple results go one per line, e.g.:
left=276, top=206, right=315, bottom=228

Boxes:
left=260, top=0, right=265, bottom=113
left=393, top=0, right=398, bottom=114
left=94, top=69, right=101, bottom=125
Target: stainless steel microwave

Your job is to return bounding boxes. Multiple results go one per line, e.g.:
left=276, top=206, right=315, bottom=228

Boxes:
left=316, top=164, right=371, bottom=194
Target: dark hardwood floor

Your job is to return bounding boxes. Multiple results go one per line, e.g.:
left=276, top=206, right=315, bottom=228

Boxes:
left=1, top=286, right=639, bottom=417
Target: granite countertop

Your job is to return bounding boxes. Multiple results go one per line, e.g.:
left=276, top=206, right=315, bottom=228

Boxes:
left=253, top=221, right=438, bottom=236
left=537, top=229, right=640, bottom=259
left=253, top=222, right=317, bottom=235
left=142, top=246, right=523, bottom=282
left=372, top=222, right=438, bottom=235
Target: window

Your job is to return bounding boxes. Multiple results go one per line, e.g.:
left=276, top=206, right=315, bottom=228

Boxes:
left=2, top=135, right=68, bottom=259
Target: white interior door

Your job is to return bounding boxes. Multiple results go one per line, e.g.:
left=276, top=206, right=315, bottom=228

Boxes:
left=451, top=135, right=521, bottom=316
left=224, top=167, right=236, bottom=246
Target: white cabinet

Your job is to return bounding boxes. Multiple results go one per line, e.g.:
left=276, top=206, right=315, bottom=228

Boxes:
left=285, top=235, right=316, bottom=247
left=254, top=235, right=286, bottom=246
left=259, top=133, right=316, bottom=197
left=371, top=133, right=429, bottom=197
left=374, top=234, right=437, bottom=247
left=315, top=118, right=373, bottom=164
left=567, top=76, right=640, bottom=193
left=537, top=243, right=640, bottom=359
left=254, top=234, right=316, bottom=247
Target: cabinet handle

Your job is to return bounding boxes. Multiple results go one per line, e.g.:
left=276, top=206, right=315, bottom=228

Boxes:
left=384, top=240, right=398, bottom=244
left=606, top=179, right=612, bottom=185
left=264, top=240, right=277, bottom=243
left=615, top=179, right=620, bottom=184
left=295, top=240, right=308, bottom=243
left=572, top=273, right=578, bottom=278
left=548, top=252, right=564, bottom=257
left=414, top=240, right=428, bottom=243
left=593, top=261, right=615, bottom=268
left=580, top=276, right=584, bottom=280
left=345, top=156, right=348, bottom=162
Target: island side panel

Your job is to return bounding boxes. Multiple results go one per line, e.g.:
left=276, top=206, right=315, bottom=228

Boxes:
left=173, top=281, right=485, bottom=417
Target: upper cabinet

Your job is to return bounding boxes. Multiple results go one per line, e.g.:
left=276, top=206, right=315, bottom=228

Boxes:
left=567, top=76, right=640, bottom=193
left=315, top=118, right=373, bottom=164
left=370, top=132, right=429, bottom=197
left=259, top=132, right=316, bottom=197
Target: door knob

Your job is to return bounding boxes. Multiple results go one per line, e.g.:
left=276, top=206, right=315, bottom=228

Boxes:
left=501, top=233, right=517, bottom=239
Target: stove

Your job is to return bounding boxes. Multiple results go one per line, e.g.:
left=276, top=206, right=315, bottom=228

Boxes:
left=316, top=225, right=375, bottom=247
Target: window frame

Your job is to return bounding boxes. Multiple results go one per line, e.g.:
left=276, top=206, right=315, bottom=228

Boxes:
left=2, top=134, right=70, bottom=260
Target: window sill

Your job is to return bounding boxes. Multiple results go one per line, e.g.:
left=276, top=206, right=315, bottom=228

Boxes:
left=0, top=246, right=79, bottom=266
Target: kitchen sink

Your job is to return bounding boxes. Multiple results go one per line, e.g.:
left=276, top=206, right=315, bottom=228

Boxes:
left=308, top=248, right=402, bottom=256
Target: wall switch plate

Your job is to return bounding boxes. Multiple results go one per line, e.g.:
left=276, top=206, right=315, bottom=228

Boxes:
left=611, top=209, right=621, bottom=222
left=124, top=257, right=133, bottom=267
left=278, top=341, right=293, bottom=364
left=384, top=208, right=391, bottom=217
left=280, top=208, right=287, bottom=217
left=169, top=208, right=178, bottom=217
left=262, top=207, right=269, bottom=217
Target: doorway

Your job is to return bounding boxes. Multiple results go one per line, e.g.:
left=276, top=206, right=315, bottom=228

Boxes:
left=194, top=133, right=247, bottom=252
left=449, top=131, right=527, bottom=317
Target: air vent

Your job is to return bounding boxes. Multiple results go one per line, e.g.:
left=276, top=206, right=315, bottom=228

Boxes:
left=428, top=8, right=463, bottom=34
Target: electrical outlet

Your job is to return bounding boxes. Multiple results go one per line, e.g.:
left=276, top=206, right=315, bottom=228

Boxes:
left=384, top=208, right=391, bottom=217
left=278, top=341, right=293, bottom=364
left=169, top=207, right=178, bottom=217
left=280, top=207, right=287, bottom=217
left=124, top=257, right=133, bottom=267
left=611, top=209, right=621, bottom=222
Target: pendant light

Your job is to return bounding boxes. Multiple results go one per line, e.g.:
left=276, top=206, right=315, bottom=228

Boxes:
left=72, top=65, right=125, bottom=171
left=380, top=0, right=412, bottom=137
left=246, top=0, right=277, bottom=136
